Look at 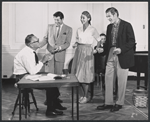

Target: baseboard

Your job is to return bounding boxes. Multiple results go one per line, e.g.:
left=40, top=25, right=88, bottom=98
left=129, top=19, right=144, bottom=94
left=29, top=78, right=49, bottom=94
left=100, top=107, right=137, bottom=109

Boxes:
left=2, top=78, right=16, bottom=85
left=128, top=76, right=145, bottom=80
left=128, top=76, right=137, bottom=80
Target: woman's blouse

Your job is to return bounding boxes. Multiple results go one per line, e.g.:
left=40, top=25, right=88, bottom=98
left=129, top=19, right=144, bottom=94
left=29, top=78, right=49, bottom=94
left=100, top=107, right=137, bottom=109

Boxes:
left=76, top=25, right=101, bottom=49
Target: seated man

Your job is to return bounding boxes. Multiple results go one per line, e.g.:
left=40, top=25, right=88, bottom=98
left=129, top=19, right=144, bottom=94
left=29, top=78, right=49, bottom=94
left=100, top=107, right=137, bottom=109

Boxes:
left=94, top=33, right=106, bottom=56
left=13, top=34, right=66, bottom=117
left=95, top=33, right=107, bottom=69
left=94, top=33, right=107, bottom=89
left=94, top=34, right=106, bottom=71
left=95, top=33, right=118, bottom=94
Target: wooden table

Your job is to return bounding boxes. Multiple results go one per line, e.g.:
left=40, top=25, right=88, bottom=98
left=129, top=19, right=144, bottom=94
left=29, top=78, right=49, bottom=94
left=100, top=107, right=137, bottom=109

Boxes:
left=17, top=74, right=79, bottom=120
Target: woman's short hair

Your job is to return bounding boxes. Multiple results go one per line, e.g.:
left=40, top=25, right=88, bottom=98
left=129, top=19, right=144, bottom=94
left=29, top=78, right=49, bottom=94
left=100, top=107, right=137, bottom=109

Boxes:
left=53, top=11, right=64, bottom=20
left=82, top=11, right=91, bottom=24
left=105, top=7, right=119, bottom=17
left=25, top=34, right=34, bottom=46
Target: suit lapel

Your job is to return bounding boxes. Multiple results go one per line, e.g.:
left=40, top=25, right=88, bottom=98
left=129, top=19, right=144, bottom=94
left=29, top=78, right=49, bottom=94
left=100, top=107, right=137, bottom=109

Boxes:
left=53, top=24, right=58, bottom=39
left=47, top=24, right=56, bottom=46
left=51, top=24, right=56, bottom=37
left=117, top=19, right=124, bottom=40
left=59, top=24, right=66, bottom=37
left=109, top=24, right=113, bottom=44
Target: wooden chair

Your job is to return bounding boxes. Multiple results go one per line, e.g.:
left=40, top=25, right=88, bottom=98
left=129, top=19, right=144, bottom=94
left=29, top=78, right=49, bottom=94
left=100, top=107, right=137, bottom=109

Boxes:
left=11, top=77, right=38, bottom=120
left=89, top=55, right=106, bottom=100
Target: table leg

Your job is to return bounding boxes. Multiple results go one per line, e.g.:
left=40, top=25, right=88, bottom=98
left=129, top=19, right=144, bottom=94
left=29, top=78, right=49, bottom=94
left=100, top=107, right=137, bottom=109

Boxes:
left=90, top=82, right=94, bottom=101
left=25, top=89, right=27, bottom=118
left=137, top=72, right=140, bottom=89
left=145, top=73, right=148, bottom=90
left=19, top=88, right=21, bottom=120
left=76, top=86, right=79, bottom=120
left=72, top=87, right=74, bottom=119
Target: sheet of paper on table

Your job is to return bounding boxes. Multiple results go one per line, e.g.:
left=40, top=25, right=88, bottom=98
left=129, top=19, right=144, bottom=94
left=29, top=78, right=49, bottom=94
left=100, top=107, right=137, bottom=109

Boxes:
left=25, top=73, right=58, bottom=81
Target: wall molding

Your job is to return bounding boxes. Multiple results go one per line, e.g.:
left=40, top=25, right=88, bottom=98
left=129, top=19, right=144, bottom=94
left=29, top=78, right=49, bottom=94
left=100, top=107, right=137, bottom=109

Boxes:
left=2, top=45, right=22, bottom=53
left=2, top=45, right=75, bottom=55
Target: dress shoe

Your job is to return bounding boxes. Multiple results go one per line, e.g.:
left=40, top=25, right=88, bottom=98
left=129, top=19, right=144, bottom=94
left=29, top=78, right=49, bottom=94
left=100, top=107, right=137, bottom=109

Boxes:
left=46, top=111, right=57, bottom=118
left=54, top=109, right=63, bottom=115
left=110, top=104, right=122, bottom=112
left=55, top=105, right=67, bottom=110
left=97, top=104, right=113, bottom=110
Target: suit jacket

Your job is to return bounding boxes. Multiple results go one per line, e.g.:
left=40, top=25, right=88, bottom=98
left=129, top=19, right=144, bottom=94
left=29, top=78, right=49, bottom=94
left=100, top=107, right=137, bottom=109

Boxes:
left=42, top=24, right=72, bottom=63
left=104, top=19, right=136, bottom=69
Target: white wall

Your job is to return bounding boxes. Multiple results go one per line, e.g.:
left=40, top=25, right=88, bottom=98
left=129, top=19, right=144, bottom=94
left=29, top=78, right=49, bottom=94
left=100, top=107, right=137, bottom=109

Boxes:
left=2, top=2, right=148, bottom=78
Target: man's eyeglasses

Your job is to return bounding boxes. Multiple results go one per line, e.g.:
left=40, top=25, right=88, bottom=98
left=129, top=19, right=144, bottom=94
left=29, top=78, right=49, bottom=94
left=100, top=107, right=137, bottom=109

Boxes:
left=30, top=39, right=39, bottom=44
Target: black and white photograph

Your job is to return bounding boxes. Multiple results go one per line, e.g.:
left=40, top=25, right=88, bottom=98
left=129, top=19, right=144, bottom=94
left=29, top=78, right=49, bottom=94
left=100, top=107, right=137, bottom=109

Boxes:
left=2, top=1, right=148, bottom=120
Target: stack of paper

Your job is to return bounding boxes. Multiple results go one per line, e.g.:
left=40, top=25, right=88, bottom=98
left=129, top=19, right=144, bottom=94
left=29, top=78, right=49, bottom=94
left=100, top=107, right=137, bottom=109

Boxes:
left=38, top=76, right=54, bottom=81
left=47, top=73, right=57, bottom=77
left=25, top=74, right=42, bottom=81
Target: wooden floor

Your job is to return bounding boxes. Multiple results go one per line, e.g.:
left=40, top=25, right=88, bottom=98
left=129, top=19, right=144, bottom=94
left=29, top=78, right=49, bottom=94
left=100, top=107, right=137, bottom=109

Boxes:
left=2, top=78, right=148, bottom=120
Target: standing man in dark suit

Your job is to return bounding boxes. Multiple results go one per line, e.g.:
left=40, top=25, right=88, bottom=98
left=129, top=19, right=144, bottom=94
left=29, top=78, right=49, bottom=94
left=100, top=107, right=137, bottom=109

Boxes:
left=94, top=33, right=107, bottom=89
left=97, top=7, right=136, bottom=112
left=39, top=11, right=72, bottom=105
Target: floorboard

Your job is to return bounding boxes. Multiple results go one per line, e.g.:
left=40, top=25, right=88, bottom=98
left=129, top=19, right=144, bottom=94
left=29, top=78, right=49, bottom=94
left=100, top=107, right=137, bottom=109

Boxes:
left=2, top=79, right=148, bottom=120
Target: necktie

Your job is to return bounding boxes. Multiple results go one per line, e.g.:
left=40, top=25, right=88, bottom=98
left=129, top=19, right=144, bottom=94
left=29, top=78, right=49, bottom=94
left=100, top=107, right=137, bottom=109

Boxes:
left=33, top=51, right=39, bottom=64
left=56, top=26, right=60, bottom=37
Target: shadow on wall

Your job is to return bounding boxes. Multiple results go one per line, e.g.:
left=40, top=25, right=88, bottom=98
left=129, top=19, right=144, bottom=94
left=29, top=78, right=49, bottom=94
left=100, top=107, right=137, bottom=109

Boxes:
left=2, top=45, right=16, bottom=78
left=67, top=58, right=73, bottom=73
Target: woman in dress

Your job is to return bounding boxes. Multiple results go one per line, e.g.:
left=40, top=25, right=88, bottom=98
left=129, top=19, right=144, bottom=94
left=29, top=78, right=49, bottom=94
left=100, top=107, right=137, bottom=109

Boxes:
left=71, top=11, right=102, bottom=103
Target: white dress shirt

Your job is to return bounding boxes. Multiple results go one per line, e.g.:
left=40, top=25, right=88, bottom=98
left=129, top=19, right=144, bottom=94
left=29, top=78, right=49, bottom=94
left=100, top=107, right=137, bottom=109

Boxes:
left=76, top=25, right=101, bottom=49
left=13, top=46, right=43, bottom=75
